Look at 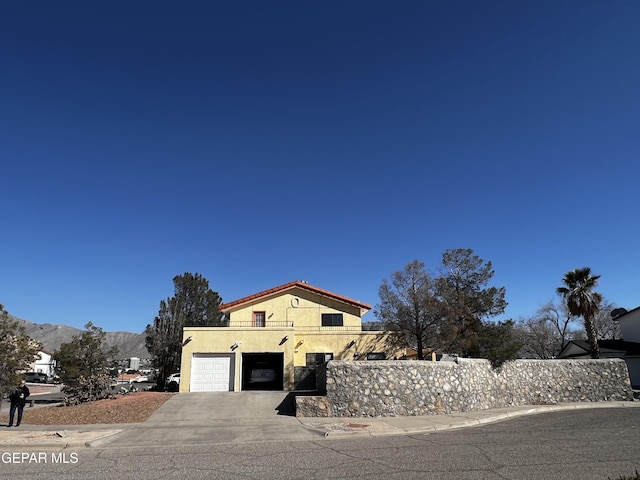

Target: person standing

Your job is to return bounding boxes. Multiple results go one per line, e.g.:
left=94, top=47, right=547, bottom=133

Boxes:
left=8, top=379, right=30, bottom=427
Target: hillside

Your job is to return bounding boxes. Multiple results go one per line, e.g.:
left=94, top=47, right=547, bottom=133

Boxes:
left=12, top=316, right=149, bottom=359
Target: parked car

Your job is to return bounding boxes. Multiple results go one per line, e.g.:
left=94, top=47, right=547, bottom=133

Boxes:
left=23, top=372, right=48, bottom=383
left=249, top=366, right=276, bottom=383
left=165, top=373, right=180, bottom=391
left=131, top=375, right=149, bottom=383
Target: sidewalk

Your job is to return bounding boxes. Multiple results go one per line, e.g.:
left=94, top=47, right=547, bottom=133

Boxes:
left=297, top=400, right=640, bottom=438
left=1, top=400, right=638, bottom=448
left=0, top=424, right=128, bottom=448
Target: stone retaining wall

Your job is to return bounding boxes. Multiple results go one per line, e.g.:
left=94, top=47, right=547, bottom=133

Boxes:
left=295, top=358, right=634, bottom=417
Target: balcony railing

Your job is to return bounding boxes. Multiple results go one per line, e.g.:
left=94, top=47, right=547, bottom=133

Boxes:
left=208, top=321, right=292, bottom=328
left=293, top=325, right=368, bottom=332
left=192, top=321, right=374, bottom=332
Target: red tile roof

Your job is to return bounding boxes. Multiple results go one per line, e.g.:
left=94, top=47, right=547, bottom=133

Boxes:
left=219, top=281, right=371, bottom=312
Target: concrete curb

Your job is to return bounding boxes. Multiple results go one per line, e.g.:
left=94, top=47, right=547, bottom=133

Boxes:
left=0, top=429, right=125, bottom=449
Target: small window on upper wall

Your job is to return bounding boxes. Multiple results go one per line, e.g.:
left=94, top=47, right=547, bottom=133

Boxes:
left=321, top=313, right=343, bottom=327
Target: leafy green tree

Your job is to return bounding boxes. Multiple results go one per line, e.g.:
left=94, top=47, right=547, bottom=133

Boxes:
left=173, top=272, right=224, bottom=327
left=54, top=322, right=119, bottom=385
left=145, top=272, right=223, bottom=389
left=436, top=248, right=507, bottom=355
left=145, top=299, right=183, bottom=390
left=556, top=267, right=603, bottom=359
left=375, top=260, right=440, bottom=360
left=0, top=304, right=41, bottom=406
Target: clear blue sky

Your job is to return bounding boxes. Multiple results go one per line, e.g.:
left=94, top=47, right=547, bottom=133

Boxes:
left=1, top=1, right=638, bottom=333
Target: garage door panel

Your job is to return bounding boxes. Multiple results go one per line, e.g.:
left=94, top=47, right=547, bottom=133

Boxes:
left=191, top=354, right=232, bottom=392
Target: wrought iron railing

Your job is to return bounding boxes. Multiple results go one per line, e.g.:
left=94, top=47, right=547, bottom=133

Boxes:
left=293, top=326, right=369, bottom=332
left=220, top=321, right=293, bottom=328
left=196, top=321, right=377, bottom=331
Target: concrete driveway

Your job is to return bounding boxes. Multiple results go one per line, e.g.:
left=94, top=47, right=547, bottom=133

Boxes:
left=93, top=391, right=324, bottom=448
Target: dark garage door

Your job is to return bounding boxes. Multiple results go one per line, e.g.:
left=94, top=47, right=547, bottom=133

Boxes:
left=242, top=353, right=284, bottom=391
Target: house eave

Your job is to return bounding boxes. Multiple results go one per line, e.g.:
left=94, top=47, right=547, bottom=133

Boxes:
left=220, top=281, right=371, bottom=315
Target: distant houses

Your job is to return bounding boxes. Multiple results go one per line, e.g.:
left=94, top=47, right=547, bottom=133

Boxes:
left=559, top=306, right=640, bottom=388
left=30, top=350, right=55, bottom=378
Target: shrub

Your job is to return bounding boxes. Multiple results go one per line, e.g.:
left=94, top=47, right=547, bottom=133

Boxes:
left=62, top=374, right=114, bottom=406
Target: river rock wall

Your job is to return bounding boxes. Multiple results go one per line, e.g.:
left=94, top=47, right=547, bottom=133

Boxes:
left=295, top=358, right=633, bottom=417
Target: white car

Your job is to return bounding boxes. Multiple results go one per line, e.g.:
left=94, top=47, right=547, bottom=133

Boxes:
left=165, top=373, right=180, bottom=390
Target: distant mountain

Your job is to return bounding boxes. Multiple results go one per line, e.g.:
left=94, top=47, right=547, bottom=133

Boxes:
left=11, top=316, right=149, bottom=359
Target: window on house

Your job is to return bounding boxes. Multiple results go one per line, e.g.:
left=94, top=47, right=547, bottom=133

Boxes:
left=253, top=311, right=266, bottom=327
left=321, top=313, right=343, bottom=327
left=306, top=353, right=333, bottom=366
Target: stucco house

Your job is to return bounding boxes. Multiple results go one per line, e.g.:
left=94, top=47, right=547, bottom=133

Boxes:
left=558, top=306, right=640, bottom=388
left=28, top=350, right=56, bottom=378
left=179, top=281, right=402, bottom=392
left=616, top=306, right=640, bottom=341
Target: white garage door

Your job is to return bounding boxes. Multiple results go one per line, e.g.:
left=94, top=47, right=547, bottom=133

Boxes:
left=190, top=354, right=231, bottom=392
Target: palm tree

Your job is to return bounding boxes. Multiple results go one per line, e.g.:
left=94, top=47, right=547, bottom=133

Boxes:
left=556, top=267, right=603, bottom=359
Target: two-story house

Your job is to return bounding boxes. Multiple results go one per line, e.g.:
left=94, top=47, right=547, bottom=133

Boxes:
left=179, top=281, right=402, bottom=392
left=558, top=305, right=640, bottom=388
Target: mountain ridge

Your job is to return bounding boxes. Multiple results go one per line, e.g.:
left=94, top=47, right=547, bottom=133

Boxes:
left=10, top=315, right=149, bottom=359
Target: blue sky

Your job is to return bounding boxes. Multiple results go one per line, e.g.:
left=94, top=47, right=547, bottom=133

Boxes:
left=1, top=1, right=638, bottom=333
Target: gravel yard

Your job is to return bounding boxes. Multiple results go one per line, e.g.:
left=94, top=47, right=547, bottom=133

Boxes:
left=0, top=392, right=174, bottom=425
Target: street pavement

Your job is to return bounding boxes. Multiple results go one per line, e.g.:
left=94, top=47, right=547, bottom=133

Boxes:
left=1, top=392, right=639, bottom=449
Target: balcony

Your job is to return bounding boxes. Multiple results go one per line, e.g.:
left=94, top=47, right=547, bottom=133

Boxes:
left=225, top=321, right=293, bottom=328
left=202, top=321, right=370, bottom=332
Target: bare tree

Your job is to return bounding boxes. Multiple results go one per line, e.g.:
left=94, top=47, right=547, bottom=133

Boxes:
left=375, top=260, right=440, bottom=360
left=516, top=300, right=581, bottom=358
left=375, top=249, right=509, bottom=361
left=592, top=300, right=620, bottom=340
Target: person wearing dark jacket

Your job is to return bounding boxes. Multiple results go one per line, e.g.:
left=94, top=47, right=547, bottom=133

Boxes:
left=8, top=380, right=30, bottom=427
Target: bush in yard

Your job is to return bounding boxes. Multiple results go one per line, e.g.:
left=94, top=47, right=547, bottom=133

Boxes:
left=54, top=322, right=118, bottom=386
left=62, top=374, right=114, bottom=406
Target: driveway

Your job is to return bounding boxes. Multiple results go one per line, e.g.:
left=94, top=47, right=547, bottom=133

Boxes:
left=93, top=391, right=323, bottom=447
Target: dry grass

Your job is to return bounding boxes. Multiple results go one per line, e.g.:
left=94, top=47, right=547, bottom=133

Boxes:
left=0, top=392, right=174, bottom=425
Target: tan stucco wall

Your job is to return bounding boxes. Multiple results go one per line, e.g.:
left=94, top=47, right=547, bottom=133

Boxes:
left=180, top=327, right=403, bottom=392
left=227, top=287, right=363, bottom=329
left=180, top=327, right=294, bottom=392
left=292, top=331, right=403, bottom=363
